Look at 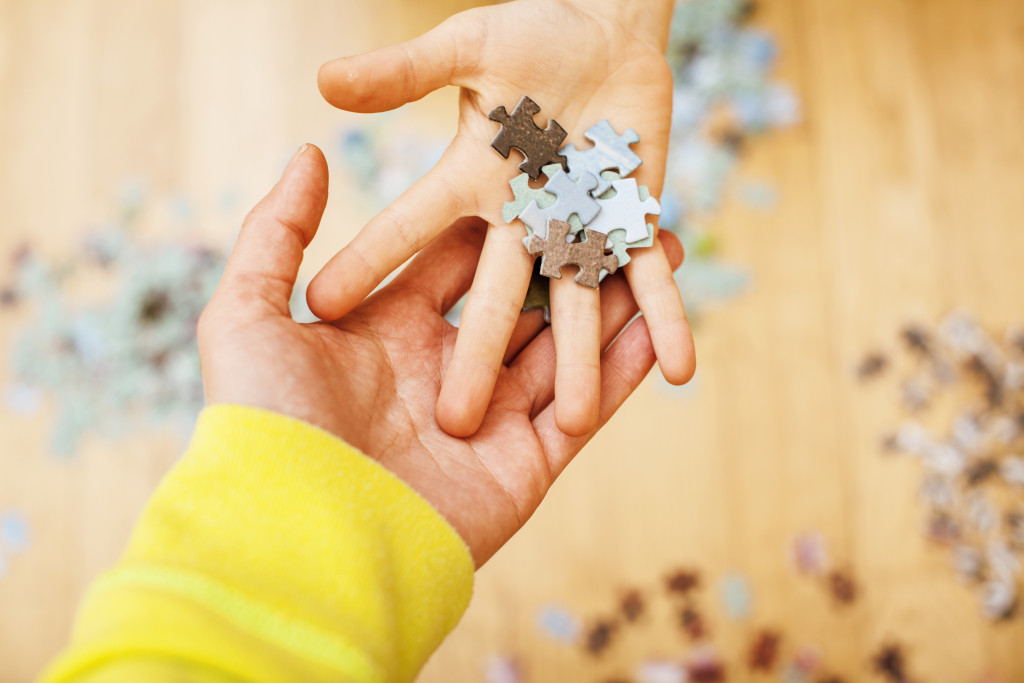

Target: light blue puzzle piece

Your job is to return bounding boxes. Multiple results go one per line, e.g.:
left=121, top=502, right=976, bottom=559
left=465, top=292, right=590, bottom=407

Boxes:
left=591, top=173, right=655, bottom=268
left=584, top=178, right=660, bottom=243
left=519, top=169, right=601, bottom=238
left=561, top=120, right=642, bottom=195
left=0, top=512, right=30, bottom=554
left=719, top=573, right=752, bottom=619
left=535, top=604, right=581, bottom=644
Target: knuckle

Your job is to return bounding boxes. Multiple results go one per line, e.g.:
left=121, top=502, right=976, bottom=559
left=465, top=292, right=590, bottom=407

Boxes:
left=377, top=204, right=420, bottom=252
left=399, top=44, right=420, bottom=102
left=446, top=11, right=486, bottom=78
left=218, top=273, right=288, bottom=313
left=641, top=277, right=684, bottom=310
left=467, top=289, right=520, bottom=329
left=343, top=242, right=384, bottom=285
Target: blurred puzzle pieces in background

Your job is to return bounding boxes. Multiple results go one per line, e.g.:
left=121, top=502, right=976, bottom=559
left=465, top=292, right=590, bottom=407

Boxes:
left=516, top=544, right=883, bottom=681
left=862, top=311, right=1024, bottom=622
left=535, top=603, right=581, bottom=644
left=791, top=531, right=829, bottom=575
left=483, top=655, right=523, bottom=683
left=2, top=217, right=225, bottom=454
left=718, top=572, right=752, bottom=619
left=0, top=510, right=30, bottom=580
left=634, top=659, right=687, bottom=683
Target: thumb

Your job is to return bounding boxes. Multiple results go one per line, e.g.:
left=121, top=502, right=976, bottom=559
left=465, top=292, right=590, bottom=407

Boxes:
left=318, top=11, right=483, bottom=113
left=216, top=144, right=329, bottom=316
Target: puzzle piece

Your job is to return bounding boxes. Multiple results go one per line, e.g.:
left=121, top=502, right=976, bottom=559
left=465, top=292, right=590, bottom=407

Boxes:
left=604, top=178, right=657, bottom=266
left=502, top=172, right=556, bottom=224
left=489, top=96, right=568, bottom=180
left=605, top=224, right=655, bottom=267
left=582, top=178, right=660, bottom=243
left=561, top=120, right=642, bottom=195
left=503, top=164, right=585, bottom=232
left=519, top=168, right=601, bottom=238
left=607, top=230, right=631, bottom=267
left=524, top=219, right=618, bottom=289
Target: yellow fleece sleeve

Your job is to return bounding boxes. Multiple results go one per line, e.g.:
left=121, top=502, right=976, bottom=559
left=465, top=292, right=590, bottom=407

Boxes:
left=39, top=404, right=475, bottom=683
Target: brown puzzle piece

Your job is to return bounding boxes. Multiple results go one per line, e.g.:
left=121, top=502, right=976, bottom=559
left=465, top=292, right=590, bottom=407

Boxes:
left=525, top=219, right=618, bottom=289
left=489, top=95, right=568, bottom=180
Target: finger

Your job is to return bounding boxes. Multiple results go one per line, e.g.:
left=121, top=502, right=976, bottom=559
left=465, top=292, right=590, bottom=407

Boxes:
left=624, top=236, right=696, bottom=385
left=503, top=308, right=547, bottom=364
left=507, top=274, right=634, bottom=419
left=216, top=144, right=328, bottom=316
left=658, top=230, right=685, bottom=273
left=318, top=11, right=483, bottom=113
left=507, top=231, right=685, bottom=415
left=386, top=217, right=486, bottom=314
left=436, top=225, right=534, bottom=437
left=306, top=142, right=470, bottom=321
left=549, top=274, right=601, bottom=437
left=533, top=317, right=657, bottom=477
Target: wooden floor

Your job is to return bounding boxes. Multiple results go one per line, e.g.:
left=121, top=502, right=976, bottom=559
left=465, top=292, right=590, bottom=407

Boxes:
left=1, top=1, right=1023, bottom=681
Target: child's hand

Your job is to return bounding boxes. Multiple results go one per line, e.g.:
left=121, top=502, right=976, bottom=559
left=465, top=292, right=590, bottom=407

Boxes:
left=306, top=0, right=695, bottom=438
left=199, top=145, right=686, bottom=565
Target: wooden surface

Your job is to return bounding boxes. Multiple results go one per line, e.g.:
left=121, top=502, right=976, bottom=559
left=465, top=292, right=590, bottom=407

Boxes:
left=1, top=1, right=1023, bottom=681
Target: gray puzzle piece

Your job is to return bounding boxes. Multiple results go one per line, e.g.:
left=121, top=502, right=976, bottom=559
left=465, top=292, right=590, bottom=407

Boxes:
left=561, top=120, right=643, bottom=195
left=583, top=177, right=660, bottom=243
left=519, top=169, right=601, bottom=238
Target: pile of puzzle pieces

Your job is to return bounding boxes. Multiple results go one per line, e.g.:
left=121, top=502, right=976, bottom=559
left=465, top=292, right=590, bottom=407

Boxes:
left=862, top=312, right=1024, bottom=622
left=2, top=183, right=226, bottom=455
left=488, top=95, right=661, bottom=289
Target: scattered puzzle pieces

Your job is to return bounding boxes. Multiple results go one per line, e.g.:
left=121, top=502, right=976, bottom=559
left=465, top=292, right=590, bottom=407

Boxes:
left=519, top=168, right=601, bottom=238
left=0, top=511, right=29, bottom=553
left=489, top=96, right=568, bottom=180
left=561, top=120, right=642, bottom=195
left=525, top=219, right=618, bottom=289
left=583, top=177, right=661, bottom=243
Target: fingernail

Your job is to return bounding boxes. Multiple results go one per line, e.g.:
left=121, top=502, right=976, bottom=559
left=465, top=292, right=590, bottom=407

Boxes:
left=285, top=144, right=310, bottom=172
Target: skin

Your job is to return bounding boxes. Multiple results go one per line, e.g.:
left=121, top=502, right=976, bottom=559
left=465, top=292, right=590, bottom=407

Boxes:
left=305, top=0, right=695, bottom=439
left=199, top=145, right=687, bottom=566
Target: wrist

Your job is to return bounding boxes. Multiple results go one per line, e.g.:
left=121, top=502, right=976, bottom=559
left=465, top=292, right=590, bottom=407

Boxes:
left=560, top=0, right=676, bottom=52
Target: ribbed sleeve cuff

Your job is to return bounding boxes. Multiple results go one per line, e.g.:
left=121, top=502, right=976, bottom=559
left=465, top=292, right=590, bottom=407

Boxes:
left=41, top=404, right=474, bottom=683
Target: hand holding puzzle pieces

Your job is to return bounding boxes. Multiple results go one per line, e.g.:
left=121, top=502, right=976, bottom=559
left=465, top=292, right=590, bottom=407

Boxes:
left=488, top=95, right=661, bottom=289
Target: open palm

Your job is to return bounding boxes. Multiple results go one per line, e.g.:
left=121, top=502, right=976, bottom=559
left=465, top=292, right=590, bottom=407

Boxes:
left=306, top=0, right=694, bottom=441
left=200, top=146, right=684, bottom=565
